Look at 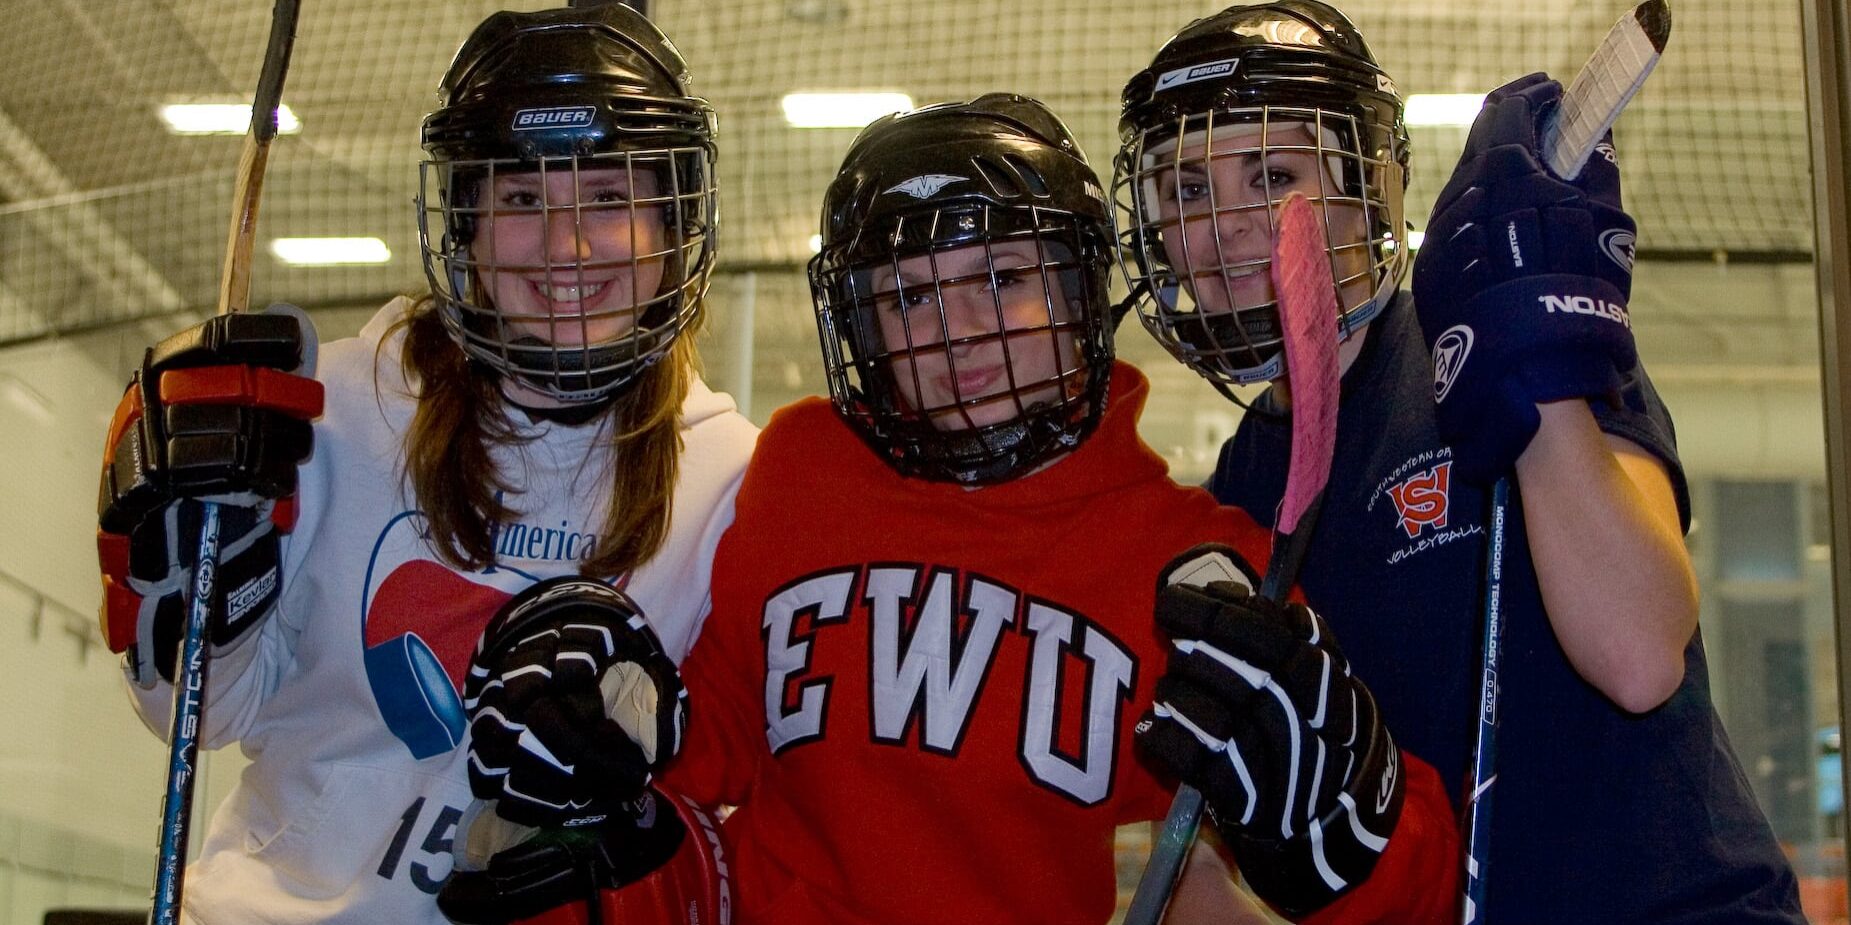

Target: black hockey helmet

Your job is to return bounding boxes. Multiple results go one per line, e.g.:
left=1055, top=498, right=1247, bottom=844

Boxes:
left=808, top=93, right=1116, bottom=484
left=417, top=3, right=718, bottom=402
left=1115, top=0, right=1410, bottom=385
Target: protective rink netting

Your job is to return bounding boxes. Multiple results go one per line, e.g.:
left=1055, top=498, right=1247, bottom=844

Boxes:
left=0, top=0, right=1813, bottom=346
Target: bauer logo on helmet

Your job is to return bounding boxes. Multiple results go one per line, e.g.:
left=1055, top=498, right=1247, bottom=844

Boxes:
left=1155, top=58, right=1240, bottom=91
left=512, top=106, right=597, bottom=131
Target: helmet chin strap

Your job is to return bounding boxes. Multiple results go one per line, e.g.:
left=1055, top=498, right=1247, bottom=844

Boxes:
left=935, top=418, right=1037, bottom=484
left=499, top=333, right=658, bottom=405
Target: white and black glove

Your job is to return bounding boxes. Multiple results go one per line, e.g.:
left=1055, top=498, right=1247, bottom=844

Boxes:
left=464, top=577, right=687, bottom=829
left=1135, top=544, right=1404, bottom=917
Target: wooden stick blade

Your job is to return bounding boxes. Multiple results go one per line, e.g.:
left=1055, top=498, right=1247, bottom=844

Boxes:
left=1542, top=0, right=1671, bottom=181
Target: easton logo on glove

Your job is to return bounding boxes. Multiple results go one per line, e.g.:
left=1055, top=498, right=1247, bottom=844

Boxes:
left=1600, top=227, right=1636, bottom=272
left=1538, top=294, right=1630, bottom=327
left=1432, top=325, right=1474, bottom=404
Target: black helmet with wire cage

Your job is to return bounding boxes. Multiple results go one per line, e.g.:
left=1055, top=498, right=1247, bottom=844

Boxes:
left=809, top=93, right=1116, bottom=484
left=418, top=2, right=718, bottom=402
left=1115, top=0, right=1410, bottom=386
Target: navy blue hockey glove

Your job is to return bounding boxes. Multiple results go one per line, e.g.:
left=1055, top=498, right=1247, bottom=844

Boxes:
left=1412, top=73, right=1639, bottom=484
left=1136, top=544, right=1404, bottom=917
left=465, top=577, right=688, bottom=829
left=97, top=307, right=322, bottom=686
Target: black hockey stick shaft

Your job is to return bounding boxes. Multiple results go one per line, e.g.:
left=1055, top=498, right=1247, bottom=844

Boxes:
left=1460, top=4, right=1670, bottom=922
left=1460, top=477, right=1509, bottom=923
left=151, top=3, right=298, bottom=922
left=1128, top=193, right=1341, bottom=924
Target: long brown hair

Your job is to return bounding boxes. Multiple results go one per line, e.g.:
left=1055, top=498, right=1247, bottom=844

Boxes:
left=388, top=296, right=698, bottom=580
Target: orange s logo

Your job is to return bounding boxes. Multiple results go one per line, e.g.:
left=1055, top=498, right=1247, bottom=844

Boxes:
left=1387, top=462, right=1452, bottom=538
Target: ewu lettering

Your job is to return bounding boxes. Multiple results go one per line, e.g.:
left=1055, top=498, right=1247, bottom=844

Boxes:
left=761, top=563, right=1137, bottom=806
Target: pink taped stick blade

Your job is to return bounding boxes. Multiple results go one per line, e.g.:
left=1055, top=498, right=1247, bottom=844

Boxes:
left=1271, top=194, right=1341, bottom=535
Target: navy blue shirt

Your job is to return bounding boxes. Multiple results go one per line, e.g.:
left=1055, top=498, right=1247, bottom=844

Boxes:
left=1211, top=294, right=1802, bottom=924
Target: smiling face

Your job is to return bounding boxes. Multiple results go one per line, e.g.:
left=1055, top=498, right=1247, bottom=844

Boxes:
left=864, top=239, right=1085, bottom=433
left=470, top=165, right=669, bottom=348
left=1148, top=121, right=1374, bottom=322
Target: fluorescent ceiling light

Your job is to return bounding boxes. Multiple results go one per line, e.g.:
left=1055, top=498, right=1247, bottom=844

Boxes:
left=161, top=103, right=301, bottom=135
left=1404, top=94, right=1486, bottom=127
left=270, top=237, right=391, bottom=266
left=781, top=92, right=914, bottom=128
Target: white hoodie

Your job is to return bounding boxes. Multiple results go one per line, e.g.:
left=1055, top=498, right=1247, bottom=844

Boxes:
left=127, top=297, right=758, bottom=924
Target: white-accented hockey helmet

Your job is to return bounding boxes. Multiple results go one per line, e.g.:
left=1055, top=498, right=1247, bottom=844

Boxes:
left=1115, top=0, right=1409, bottom=386
left=418, top=3, right=718, bottom=402
left=809, top=94, right=1117, bottom=484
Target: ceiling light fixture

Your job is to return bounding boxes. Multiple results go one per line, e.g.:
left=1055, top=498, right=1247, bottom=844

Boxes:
left=270, top=237, right=391, bottom=266
left=782, top=92, right=914, bottom=129
left=161, top=103, right=301, bottom=135
left=1403, top=93, right=1486, bottom=127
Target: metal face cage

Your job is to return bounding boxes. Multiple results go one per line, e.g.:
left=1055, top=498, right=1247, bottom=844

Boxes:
left=418, top=145, right=717, bottom=402
left=1114, top=104, right=1406, bottom=386
left=810, top=203, right=1113, bottom=484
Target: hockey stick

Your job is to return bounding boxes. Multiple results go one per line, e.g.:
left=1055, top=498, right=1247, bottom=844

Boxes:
left=1460, top=476, right=1509, bottom=925
left=1460, top=4, right=1671, bottom=922
left=150, top=2, right=299, bottom=922
left=1125, top=193, right=1341, bottom=925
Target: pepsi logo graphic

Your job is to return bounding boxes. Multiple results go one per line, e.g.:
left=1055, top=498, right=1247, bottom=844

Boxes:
left=884, top=174, right=965, bottom=199
left=1599, top=227, right=1636, bottom=273
left=512, top=106, right=596, bottom=131
left=1432, top=324, right=1474, bottom=403
left=362, top=511, right=536, bottom=758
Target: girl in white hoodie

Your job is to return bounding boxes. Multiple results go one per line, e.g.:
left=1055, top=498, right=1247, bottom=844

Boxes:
left=94, top=6, right=754, bottom=922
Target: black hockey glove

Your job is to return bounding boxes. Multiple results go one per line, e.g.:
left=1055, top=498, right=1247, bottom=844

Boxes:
left=97, top=307, right=322, bottom=687
left=1412, top=72, right=1639, bottom=484
left=465, top=577, right=688, bottom=829
left=438, top=787, right=729, bottom=925
left=1135, top=544, right=1404, bottom=917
